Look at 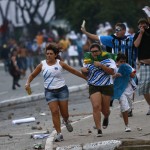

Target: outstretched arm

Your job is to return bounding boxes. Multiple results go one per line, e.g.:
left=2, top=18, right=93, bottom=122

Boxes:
left=60, top=61, right=87, bottom=80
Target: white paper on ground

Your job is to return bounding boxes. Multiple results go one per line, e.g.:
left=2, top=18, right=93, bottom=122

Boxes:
left=12, top=117, right=36, bottom=124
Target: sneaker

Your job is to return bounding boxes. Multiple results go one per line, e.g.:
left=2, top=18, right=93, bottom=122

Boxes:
left=128, top=110, right=133, bottom=117
left=125, top=126, right=131, bottom=132
left=54, top=133, right=64, bottom=142
left=63, top=120, right=73, bottom=132
left=146, top=110, right=150, bottom=115
left=102, top=117, right=109, bottom=129
left=97, top=129, right=103, bottom=137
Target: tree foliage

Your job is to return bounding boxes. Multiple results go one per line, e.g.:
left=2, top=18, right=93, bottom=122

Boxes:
left=0, top=0, right=54, bottom=38
left=55, top=0, right=150, bottom=33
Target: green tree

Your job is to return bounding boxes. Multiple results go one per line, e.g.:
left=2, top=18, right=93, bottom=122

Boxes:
left=55, top=0, right=150, bottom=33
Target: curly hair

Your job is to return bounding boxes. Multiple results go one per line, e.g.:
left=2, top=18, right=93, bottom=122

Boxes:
left=45, top=42, right=63, bottom=60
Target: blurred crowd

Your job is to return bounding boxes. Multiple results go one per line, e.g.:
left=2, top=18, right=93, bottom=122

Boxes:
left=0, top=21, right=136, bottom=89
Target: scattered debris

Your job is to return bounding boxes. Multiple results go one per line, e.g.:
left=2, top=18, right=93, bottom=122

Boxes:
left=137, top=127, right=142, bottom=131
left=36, top=121, right=40, bottom=125
left=31, top=133, right=50, bottom=139
left=12, top=117, right=36, bottom=124
left=31, top=126, right=42, bottom=130
left=8, top=113, right=14, bottom=119
left=0, top=134, right=13, bottom=138
left=88, top=129, right=92, bottom=133
left=39, top=112, right=46, bottom=116
left=33, top=143, right=44, bottom=149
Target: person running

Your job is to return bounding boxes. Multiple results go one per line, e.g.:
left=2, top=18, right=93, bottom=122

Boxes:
left=81, top=22, right=136, bottom=68
left=81, top=43, right=117, bottom=137
left=113, top=53, right=137, bottom=132
left=25, top=42, right=86, bottom=142
left=134, top=17, right=150, bottom=115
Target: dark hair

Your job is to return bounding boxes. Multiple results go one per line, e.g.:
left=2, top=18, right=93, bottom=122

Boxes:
left=138, top=18, right=149, bottom=25
left=115, top=23, right=126, bottom=30
left=116, top=53, right=126, bottom=62
left=89, top=43, right=102, bottom=51
left=45, top=42, right=63, bottom=60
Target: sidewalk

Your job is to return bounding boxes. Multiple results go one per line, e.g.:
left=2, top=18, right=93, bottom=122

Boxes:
left=45, top=99, right=150, bottom=150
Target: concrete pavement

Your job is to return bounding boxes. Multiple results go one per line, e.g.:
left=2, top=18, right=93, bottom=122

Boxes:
left=0, top=66, right=150, bottom=150
left=46, top=99, right=150, bottom=150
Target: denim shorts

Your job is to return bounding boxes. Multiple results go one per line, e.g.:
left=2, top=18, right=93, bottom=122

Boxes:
left=44, top=85, right=69, bottom=103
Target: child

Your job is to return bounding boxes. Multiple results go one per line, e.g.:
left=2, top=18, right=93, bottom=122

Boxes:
left=113, top=53, right=137, bottom=132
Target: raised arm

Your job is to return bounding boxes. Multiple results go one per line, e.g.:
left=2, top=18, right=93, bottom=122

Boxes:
left=134, top=29, right=144, bottom=48
left=81, top=26, right=99, bottom=41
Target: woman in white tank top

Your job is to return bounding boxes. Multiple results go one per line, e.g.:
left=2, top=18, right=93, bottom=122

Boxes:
left=25, top=42, right=86, bottom=142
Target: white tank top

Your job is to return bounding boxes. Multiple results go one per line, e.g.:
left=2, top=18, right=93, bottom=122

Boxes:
left=41, top=59, right=66, bottom=89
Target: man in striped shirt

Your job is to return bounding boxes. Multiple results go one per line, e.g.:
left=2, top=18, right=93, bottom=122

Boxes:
left=81, top=23, right=136, bottom=68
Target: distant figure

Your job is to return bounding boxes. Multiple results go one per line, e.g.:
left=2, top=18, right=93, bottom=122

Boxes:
left=9, top=50, right=21, bottom=90
left=1, top=43, right=10, bottom=72
left=59, top=35, right=70, bottom=65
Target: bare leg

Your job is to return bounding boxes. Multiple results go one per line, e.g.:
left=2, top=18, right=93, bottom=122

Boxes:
left=101, top=94, right=111, bottom=117
left=59, top=100, right=69, bottom=122
left=90, top=92, right=102, bottom=129
left=48, top=101, right=61, bottom=133
left=122, top=111, right=129, bottom=126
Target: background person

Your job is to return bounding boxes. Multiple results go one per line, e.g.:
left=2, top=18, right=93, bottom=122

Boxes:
left=9, top=50, right=22, bottom=90
left=134, top=17, right=150, bottom=115
left=25, top=42, right=86, bottom=142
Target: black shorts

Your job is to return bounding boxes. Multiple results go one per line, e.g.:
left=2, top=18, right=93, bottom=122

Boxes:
left=89, top=84, right=114, bottom=96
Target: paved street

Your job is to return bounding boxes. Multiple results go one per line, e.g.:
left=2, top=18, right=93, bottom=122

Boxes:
left=0, top=67, right=90, bottom=150
left=0, top=88, right=91, bottom=150
left=0, top=67, right=150, bottom=150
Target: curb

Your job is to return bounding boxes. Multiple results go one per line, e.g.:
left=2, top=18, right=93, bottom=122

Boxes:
left=0, top=84, right=88, bottom=108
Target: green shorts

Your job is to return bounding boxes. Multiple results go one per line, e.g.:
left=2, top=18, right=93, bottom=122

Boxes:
left=89, top=84, right=114, bottom=96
